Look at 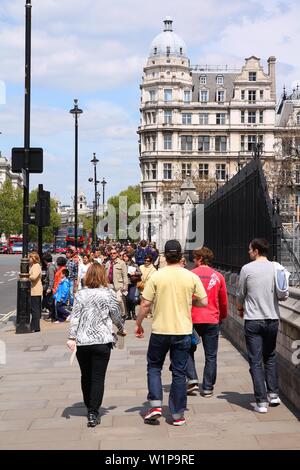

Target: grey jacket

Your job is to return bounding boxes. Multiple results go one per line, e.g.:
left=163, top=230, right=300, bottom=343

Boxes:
left=105, top=258, right=129, bottom=291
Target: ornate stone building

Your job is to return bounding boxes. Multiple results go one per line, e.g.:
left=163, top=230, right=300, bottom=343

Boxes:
left=138, top=17, right=277, bottom=248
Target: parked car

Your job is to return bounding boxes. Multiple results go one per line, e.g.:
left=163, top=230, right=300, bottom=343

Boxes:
left=9, top=242, right=23, bottom=254
left=0, top=242, right=9, bottom=254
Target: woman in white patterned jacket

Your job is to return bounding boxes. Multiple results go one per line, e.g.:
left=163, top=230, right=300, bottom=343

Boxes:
left=67, top=263, right=126, bottom=428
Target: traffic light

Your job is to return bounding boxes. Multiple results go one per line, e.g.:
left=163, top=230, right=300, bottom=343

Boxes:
left=36, top=186, right=50, bottom=227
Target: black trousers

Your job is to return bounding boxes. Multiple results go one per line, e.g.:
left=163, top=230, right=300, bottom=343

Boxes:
left=76, top=344, right=111, bottom=415
left=30, top=296, right=41, bottom=332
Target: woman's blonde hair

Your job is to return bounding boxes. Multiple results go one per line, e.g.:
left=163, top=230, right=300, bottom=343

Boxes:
left=29, top=252, right=40, bottom=264
left=84, top=263, right=108, bottom=288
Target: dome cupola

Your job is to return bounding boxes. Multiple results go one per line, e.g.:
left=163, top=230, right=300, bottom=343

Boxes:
left=149, top=17, right=187, bottom=58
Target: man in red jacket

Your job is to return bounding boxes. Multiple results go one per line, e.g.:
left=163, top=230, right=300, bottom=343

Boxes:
left=187, top=247, right=228, bottom=397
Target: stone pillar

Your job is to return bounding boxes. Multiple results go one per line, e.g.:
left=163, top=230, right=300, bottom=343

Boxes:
left=268, top=56, right=276, bottom=101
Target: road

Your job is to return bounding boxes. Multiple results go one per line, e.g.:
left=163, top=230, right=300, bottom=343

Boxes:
left=0, top=254, right=20, bottom=319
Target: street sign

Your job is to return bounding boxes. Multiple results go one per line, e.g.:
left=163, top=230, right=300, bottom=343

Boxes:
left=11, top=147, right=43, bottom=173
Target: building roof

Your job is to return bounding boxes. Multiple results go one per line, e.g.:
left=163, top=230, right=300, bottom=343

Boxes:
left=192, top=72, right=238, bottom=102
left=149, top=18, right=187, bottom=58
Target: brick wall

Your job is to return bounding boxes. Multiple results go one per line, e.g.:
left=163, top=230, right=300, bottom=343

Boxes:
left=221, top=272, right=300, bottom=411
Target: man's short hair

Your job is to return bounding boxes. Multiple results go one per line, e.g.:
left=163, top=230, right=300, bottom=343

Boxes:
left=62, top=268, right=69, bottom=278
left=250, top=238, right=270, bottom=256
left=57, top=256, right=67, bottom=267
left=193, top=247, right=214, bottom=265
left=43, top=253, right=53, bottom=263
left=140, top=240, right=147, bottom=248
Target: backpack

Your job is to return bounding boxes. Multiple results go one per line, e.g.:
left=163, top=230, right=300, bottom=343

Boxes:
left=135, top=247, right=146, bottom=266
left=272, top=262, right=290, bottom=301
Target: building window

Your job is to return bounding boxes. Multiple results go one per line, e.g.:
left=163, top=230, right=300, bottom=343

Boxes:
left=181, top=135, right=193, bottom=151
left=241, top=135, right=245, bottom=151
left=199, top=113, right=209, bottom=125
left=216, top=164, right=226, bottom=181
left=144, top=163, right=150, bottom=180
left=260, top=90, right=264, bottom=100
left=247, top=135, right=257, bottom=151
left=241, top=110, right=245, bottom=123
left=153, top=47, right=157, bottom=55
left=180, top=47, right=183, bottom=55
left=200, top=90, right=208, bottom=102
left=164, top=110, right=172, bottom=124
left=163, top=163, right=172, bottom=180
left=182, top=163, right=192, bottom=179
left=164, top=134, right=172, bottom=150
left=248, top=111, right=256, bottom=124
left=143, top=193, right=157, bottom=210
left=295, top=165, right=300, bottom=184
left=151, top=163, right=157, bottom=179
left=198, top=136, right=210, bottom=152
left=152, top=112, right=156, bottom=124
left=184, top=90, right=191, bottom=103
left=163, top=192, right=172, bottom=205
left=216, top=75, right=224, bottom=85
left=149, top=89, right=156, bottom=102
left=215, top=136, right=227, bottom=152
left=248, top=90, right=256, bottom=102
left=217, top=90, right=225, bottom=102
left=80, top=204, right=82, bottom=209
left=297, top=113, right=300, bottom=125
left=182, top=113, right=192, bottom=124
left=249, top=72, right=257, bottom=82
left=164, top=89, right=172, bottom=102
left=200, top=75, right=207, bottom=85
left=216, top=113, right=226, bottom=125
left=259, top=110, right=264, bottom=124
left=166, top=46, right=171, bottom=56
left=241, top=90, right=245, bottom=100
left=199, top=163, right=209, bottom=180
left=151, top=135, right=156, bottom=151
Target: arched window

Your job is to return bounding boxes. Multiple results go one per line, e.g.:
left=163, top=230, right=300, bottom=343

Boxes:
left=216, top=74, right=224, bottom=85
left=297, top=112, right=300, bottom=125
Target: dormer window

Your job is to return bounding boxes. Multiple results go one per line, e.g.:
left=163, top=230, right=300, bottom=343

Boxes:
left=200, top=74, right=207, bottom=85
left=249, top=72, right=257, bottom=82
left=216, top=75, right=224, bottom=85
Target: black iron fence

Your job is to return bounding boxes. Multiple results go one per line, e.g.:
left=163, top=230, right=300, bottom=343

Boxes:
left=204, top=158, right=281, bottom=272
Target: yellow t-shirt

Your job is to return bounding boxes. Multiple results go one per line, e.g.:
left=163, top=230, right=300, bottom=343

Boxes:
left=142, top=266, right=207, bottom=335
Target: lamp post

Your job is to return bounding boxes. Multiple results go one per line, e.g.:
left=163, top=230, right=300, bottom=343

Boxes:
left=101, top=177, right=107, bottom=215
left=69, top=99, right=83, bottom=249
left=89, top=153, right=99, bottom=245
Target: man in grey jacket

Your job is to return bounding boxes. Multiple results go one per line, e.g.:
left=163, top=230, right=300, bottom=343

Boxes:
left=236, top=238, right=281, bottom=414
left=105, top=248, right=129, bottom=318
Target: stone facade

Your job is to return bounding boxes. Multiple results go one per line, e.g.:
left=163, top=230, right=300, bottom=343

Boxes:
left=0, top=153, right=23, bottom=190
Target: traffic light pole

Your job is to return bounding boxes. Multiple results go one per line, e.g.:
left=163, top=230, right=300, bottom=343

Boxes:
left=16, top=0, right=32, bottom=334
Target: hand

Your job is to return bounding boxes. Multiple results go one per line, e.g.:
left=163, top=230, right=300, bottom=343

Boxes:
left=135, top=324, right=144, bottom=338
left=118, top=329, right=127, bottom=337
left=67, top=339, right=76, bottom=351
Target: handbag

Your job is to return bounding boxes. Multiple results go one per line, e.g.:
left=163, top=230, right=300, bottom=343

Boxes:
left=136, top=280, right=144, bottom=291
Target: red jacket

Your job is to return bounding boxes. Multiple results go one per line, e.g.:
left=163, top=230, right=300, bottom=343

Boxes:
left=191, top=266, right=228, bottom=324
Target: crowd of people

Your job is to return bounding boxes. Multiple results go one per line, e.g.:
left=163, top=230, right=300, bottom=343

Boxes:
left=63, top=237, right=282, bottom=428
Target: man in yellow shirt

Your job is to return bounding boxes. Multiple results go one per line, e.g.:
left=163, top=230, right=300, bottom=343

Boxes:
left=135, top=240, right=207, bottom=426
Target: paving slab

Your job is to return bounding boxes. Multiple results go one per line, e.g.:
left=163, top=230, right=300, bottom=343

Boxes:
left=0, top=318, right=299, bottom=450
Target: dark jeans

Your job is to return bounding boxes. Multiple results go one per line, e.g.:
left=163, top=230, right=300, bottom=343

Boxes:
left=76, top=344, right=111, bottom=415
left=126, top=285, right=137, bottom=319
left=30, top=296, right=41, bottom=332
left=244, top=319, right=279, bottom=405
left=56, top=302, right=70, bottom=322
left=186, top=323, right=220, bottom=391
left=147, top=333, right=191, bottom=419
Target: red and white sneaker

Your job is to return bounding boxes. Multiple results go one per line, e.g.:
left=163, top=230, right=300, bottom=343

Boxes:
left=144, top=407, right=162, bottom=421
left=173, top=417, right=186, bottom=426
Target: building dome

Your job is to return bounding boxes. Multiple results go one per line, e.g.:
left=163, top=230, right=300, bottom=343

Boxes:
left=149, top=18, right=187, bottom=58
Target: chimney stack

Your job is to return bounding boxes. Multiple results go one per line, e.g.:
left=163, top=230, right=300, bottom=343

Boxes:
left=268, top=56, right=276, bottom=101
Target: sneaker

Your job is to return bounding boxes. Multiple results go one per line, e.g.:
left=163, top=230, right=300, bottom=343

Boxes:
left=87, top=412, right=100, bottom=427
left=201, top=390, right=213, bottom=398
left=65, top=315, right=71, bottom=322
left=54, top=321, right=60, bottom=324
left=254, top=404, right=268, bottom=413
left=187, top=383, right=199, bottom=395
left=173, top=417, right=186, bottom=426
left=144, top=407, right=162, bottom=421
left=268, top=395, right=281, bottom=406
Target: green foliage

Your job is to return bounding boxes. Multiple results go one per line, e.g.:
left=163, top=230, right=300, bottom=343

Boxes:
left=0, top=181, right=23, bottom=237
left=107, top=185, right=140, bottom=240
left=29, top=188, right=61, bottom=243
left=79, top=214, right=93, bottom=233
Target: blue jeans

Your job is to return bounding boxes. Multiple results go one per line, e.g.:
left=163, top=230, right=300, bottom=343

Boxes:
left=244, top=319, right=279, bottom=406
left=147, top=333, right=191, bottom=419
left=186, top=323, right=220, bottom=391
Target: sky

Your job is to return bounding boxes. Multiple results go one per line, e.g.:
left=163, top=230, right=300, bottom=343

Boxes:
left=0, top=0, right=299, bottom=205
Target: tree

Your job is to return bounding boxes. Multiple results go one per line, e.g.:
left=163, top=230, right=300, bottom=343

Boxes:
left=79, top=214, right=93, bottom=233
left=28, top=188, right=61, bottom=243
left=0, top=181, right=23, bottom=237
left=106, top=185, right=140, bottom=240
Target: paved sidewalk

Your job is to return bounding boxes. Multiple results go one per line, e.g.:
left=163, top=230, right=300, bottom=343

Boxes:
left=0, top=319, right=299, bottom=450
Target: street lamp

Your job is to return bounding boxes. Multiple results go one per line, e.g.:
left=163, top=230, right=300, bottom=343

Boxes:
left=69, top=99, right=83, bottom=249
left=101, top=177, right=107, bottom=215
left=89, top=152, right=99, bottom=245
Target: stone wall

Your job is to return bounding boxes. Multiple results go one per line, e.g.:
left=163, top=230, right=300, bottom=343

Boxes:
left=221, top=271, right=300, bottom=411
